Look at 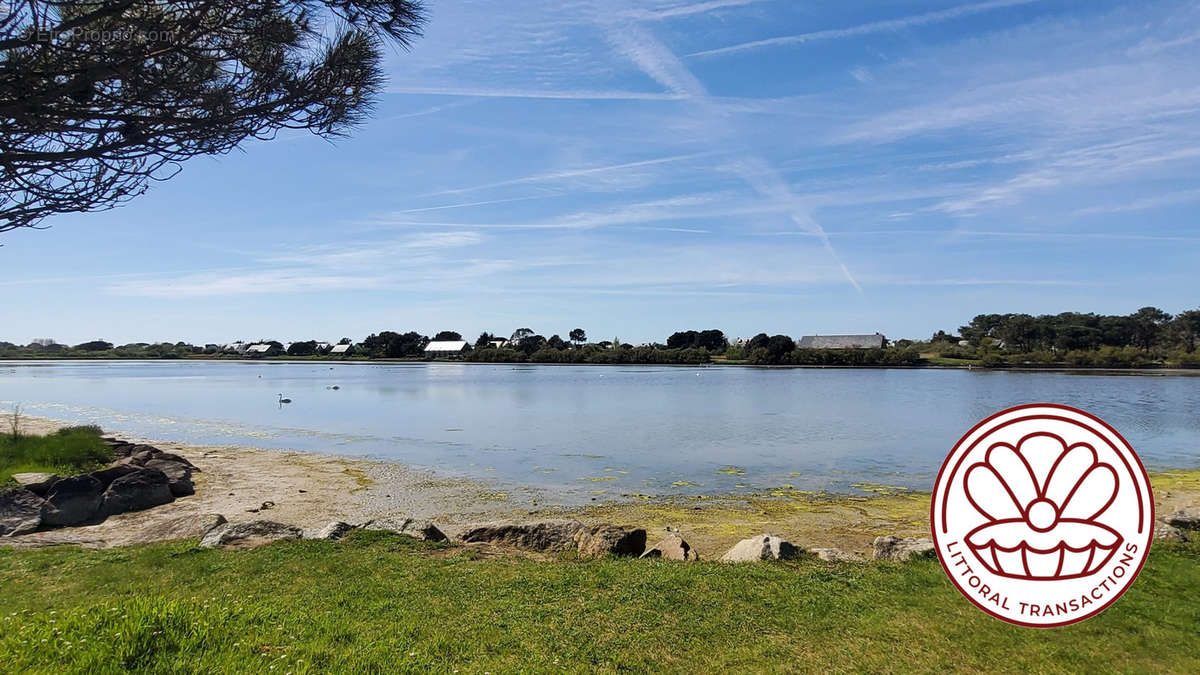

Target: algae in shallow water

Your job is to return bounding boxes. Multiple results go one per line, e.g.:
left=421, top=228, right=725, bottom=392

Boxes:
left=716, top=466, right=746, bottom=476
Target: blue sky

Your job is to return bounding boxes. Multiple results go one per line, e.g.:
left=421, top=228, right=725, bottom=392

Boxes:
left=3, top=0, right=1200, bottom=346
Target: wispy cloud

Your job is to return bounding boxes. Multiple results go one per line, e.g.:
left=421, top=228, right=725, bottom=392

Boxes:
left=1072, top=189, right=1200, bottom=217
left=398, top=196, right=547, bottom=213
left=688, top=0, right=1044, bottom=58
left=606, top=19, right=862, bottom=291
left=622, top=0, right=770, bottom=22
left=385, top=85, right=683, bottom=101
left=424, top=152, right=715, bottom=197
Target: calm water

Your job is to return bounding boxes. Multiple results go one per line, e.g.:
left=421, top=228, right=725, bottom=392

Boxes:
left=2, top=361, right=1199, bottom=502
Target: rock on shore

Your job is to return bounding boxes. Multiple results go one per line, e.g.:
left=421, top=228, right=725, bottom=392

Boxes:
left=0, top=489, right=45, bottom=536
left=872, top=535, right=935, bottom=561
left=200, top=520, right=303, bottom=548
left=719, top=534, right=803, bottom=562
left=641, top=533, right=699, bottom=561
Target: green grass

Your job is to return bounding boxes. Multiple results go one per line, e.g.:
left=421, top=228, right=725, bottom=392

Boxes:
left=0, top=426, right=111, bottom=485
left=1, top=531, right=1197, bottom=673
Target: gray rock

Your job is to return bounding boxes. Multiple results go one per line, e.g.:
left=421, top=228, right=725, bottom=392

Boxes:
left=364, top=517, right=449, bottom=542
left=0, top=488, right=45, bottom=536
left=199, top=520, right=303, bottom=548
left=459, top=520, right=582, bottom=551
left=152, top=452, right=198, bottom=470
left=100, top=468, right=174, bottom=517
left=811, top=548, right=864, bottom=562
left=41, top=475, right=105, bottom=526
left=10, top=473, right=59, bottom=497
left=143, top=459, right=195, bottom=497
left=719, top=534, right=803, bottom=562
left=872, top=535, right=936, bottom=561
left=127, top=444, right=160, bottom=462
left=135, top=513, right=227, bottom=543
left=312, top=521, right=356, bottom=540
left=640, top=533, right=699, bottom=561
left=88, top=464, right=141, bottom=488
left=101, top=438, right=134, bottom=459
left=575, top=524, right=647, bottom=558
left=1155, top=522, right=1188, bottom=542
left=1167, top=506, right=1200, bottom=531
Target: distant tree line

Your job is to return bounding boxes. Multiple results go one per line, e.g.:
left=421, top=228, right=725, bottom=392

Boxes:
left=924, top=307, right=1200, bottom=368
left=6, top=306, right=1200, bottom=368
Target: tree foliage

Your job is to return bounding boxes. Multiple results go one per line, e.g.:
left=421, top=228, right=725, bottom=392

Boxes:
left=666, top=329, right=727, bottom=352
left=1, top=0, right=425, bottom=231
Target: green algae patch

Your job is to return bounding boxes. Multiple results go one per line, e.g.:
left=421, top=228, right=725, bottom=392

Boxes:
left=1150, top=467, right=1200, bottom=494
left=850, top=482, right=911, bottom=496
left=560, top=488, right=934, bottom=557
left=339, top=466, right=372, bottom=492
left=715, top=466, right=746, bottom=476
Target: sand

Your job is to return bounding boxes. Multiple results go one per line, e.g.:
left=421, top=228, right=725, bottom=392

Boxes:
left=6, top=415, right=1199, bottom=557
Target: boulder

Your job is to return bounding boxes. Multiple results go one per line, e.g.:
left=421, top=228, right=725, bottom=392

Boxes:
left=135, top=513, right=227, bottom=543
left=459, top=520, right=583, bottom=551
left=143, top=459, right=195, bottom=497
left=575, top=524, right=647, bottom=558
left=101, top=438, right=134, bottom=459
left=10, top=473, right=59, bottom=497
left=99, top=468, right=174, bottom=517
left=719, top=534, right=803, bottom=562
left=640, top=533, right=699, bottom=561
left=88, top=464, right=141, bottom=488
left=152, top=452, right=198, bottom=470
left=1155, top=522, right=1188, bottom=543
left=0, top=488, right=45, bottom=536
left=1167, top=506, right=1200, bottom=531
left=811, top=548, right=864, bottom=562
left=41, top=475, right=105, bottom=526
left=312, top=521, right=355, bottom=540
left=364, top=517, right=448, bottom=542
left=130, top=448, right=159, bottom=464
left=872, top=535, right=936, bottom=561
left=199, top=520, right=303, bottom=548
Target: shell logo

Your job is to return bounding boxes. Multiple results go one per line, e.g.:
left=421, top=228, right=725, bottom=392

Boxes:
left=931, top=404, right=1153, bottom=627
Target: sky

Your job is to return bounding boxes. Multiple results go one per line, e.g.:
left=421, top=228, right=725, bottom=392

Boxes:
left=3, top=0, right=1200, bottom=346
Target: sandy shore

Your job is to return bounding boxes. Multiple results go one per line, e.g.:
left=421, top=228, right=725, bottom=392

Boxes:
left=8, top=415, right=1200, bottom=556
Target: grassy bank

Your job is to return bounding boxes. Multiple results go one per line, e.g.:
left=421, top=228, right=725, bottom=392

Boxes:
left=0, top=425, right=110, bottom=485
left=0, top=532, right=1197, bottom=672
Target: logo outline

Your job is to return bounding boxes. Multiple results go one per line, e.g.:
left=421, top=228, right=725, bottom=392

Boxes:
left=930, top=403, right=1154, bottom=628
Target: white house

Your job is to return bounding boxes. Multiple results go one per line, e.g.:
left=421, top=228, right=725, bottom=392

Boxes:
left=488, top=339, right=508, bottom=348
left=330, top=343, right=352, bottom=355
left=246, top=343, right=273, bottom=354
left=424, top=340, right=470, bottom=356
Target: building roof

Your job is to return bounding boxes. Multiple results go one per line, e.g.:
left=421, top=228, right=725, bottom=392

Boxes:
left=246, top=343, right=273, bottom=353
left=797, top=333, right=886, bottom=349
left=425, top=340, right=470, bottom=352
left=330, top=344, right=352, bottom=353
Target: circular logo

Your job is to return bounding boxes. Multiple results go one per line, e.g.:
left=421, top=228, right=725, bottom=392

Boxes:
left=931, top=403, right=1153, bottom=627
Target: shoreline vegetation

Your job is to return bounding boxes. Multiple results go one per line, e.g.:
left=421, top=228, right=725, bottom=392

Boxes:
left=2, top=422, right=1200, bottom=671
left=6, top=416, right=1200, bottom=554
left=5, top=306, right=1200, bottom=369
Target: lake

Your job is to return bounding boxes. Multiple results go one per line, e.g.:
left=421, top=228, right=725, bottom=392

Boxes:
left=2, top=360, right=1198, bottom=502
